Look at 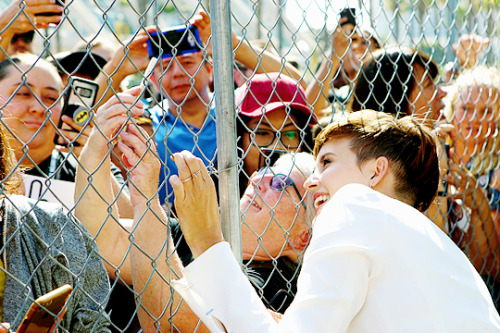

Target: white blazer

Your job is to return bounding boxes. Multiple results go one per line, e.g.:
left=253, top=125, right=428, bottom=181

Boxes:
left=173, top=184, right=500, bottom=332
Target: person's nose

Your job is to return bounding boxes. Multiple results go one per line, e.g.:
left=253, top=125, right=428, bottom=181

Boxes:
left=28, top=95, right=46, bottom=115
left=171, top=61, right=186, bottom=77
left=249, top=172, right=268, bottom=192
left=304, top=172, right=319, bottom=194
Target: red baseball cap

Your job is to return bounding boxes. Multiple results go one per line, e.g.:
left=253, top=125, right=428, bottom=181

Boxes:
left=235, top=73, right=317, bottom=125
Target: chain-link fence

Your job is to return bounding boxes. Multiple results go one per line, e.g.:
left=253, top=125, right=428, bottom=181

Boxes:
left=0, top=0, right=499, bottom=332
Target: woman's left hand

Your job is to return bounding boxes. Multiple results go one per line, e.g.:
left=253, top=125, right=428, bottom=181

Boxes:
left=170, top=151, right=223, bottom=258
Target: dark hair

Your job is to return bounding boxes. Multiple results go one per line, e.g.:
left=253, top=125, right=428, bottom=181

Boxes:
left=314, top=110, right=439, bottom=212
left=351, top=48, right=439, bottom=117
left=0, top=58, right=20, bottom=81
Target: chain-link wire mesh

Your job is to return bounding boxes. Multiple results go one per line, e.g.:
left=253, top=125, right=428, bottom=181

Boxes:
left=0, top=0, right=499, bottom=331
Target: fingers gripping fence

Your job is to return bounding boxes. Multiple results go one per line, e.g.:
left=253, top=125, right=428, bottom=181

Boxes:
left=0, top=0, right=498, bottom=332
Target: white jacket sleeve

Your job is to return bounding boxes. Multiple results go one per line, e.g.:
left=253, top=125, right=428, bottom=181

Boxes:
left=172, top=228, right=378, bottom=333
left=172, top=191, right=385, bottom=333
left=172, top=242, right=279, bottom=333
left=171, top=184, right=500, bottom=332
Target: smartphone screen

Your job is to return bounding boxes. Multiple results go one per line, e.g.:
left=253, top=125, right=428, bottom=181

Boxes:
left=147, top=25, right=202, bottom=59
left=54, top=77, right=98, bottom=146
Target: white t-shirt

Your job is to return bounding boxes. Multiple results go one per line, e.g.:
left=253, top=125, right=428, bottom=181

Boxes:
left=173, top=184, right=500, bottom=332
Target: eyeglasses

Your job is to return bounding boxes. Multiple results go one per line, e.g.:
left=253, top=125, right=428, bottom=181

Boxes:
left=13, top=32, right=34, bottom=44
left=250, top=129, right=300, bottom=149
left=254, top=168, right=307, bottom=210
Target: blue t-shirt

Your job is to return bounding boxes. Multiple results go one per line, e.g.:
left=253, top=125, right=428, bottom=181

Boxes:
left=151, top=102, right=217, bottom=206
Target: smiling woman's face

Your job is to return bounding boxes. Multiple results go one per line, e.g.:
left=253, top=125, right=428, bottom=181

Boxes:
left=0, top=62, right=63, bottom=165
left=240, top=166, right=309, bottom=261
left=305, top=137, right=371, bottom=215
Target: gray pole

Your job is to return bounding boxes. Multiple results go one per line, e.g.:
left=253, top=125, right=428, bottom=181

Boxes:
left=137, top=0, right=148, bottom=26
left=446, top=0, right=459, bottom=62
left=209, top=0, right=242, bottom=263
left=278, top=0, right=284, bottom=53
left=256, top=1, right=262, bottom=40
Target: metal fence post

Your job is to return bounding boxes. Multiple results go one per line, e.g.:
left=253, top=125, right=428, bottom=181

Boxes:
left=209, top=0, right=242, bottom=263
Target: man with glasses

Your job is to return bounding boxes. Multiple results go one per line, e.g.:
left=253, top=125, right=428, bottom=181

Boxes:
left=240, top=152, right=315, bottom=313
left=8, top=31, right=34, bottom=54
left=133, top=151, right=316, bottom=324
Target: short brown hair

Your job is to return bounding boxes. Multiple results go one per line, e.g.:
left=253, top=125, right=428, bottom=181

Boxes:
left=314, top=110, right=439, bottom=212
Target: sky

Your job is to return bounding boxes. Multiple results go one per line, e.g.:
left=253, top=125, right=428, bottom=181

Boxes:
left=285, top=0, right=372, bottom=32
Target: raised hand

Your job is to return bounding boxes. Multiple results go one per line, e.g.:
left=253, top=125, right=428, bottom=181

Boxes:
left=117, top=124, right=159, bottom=206
left=0, top=0, right=62, bottom=34
left=170, top=151, right=223, bottom=258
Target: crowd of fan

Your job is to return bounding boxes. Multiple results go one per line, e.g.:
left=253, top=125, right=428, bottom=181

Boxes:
left=0, top=0, right=498, bottom=332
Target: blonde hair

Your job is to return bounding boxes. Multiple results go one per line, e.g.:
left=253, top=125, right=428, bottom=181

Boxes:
left=443, top=66, right=500, bottom=175
left=0, top=126, right=23, bottom=195
left=273, top=152, right=316, bottom=224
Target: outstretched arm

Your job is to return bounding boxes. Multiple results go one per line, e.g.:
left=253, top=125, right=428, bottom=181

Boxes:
left=123, top=133, right=209, bottom=332
left=305, top=17, right=351, bottom=115
left=0, top=0, right=62, bottom=60
left=94, top=30, right=151, bottom=108
left=193, top=11, right=305, bottom=89
left=168, top=152, right=305, bottom=332
left=446, top=163, right=499, bottom=277
left=75, top=87, right=145, bottom=282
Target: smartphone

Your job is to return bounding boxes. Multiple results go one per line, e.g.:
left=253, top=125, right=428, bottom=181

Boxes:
left=35, top=0, right=65, bottom=17
left=339, top=8, right=356, bottom=26
left=147, top=25, right=202, bottom=59
left=54, top=77, right=99, bottom=146
left=17, top=284, right=73, bottom=333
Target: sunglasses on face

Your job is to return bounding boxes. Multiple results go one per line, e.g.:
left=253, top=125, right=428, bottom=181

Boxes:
left=13, top=32, right=34, bottom=44
left=254, top=168, right=307, bottom=210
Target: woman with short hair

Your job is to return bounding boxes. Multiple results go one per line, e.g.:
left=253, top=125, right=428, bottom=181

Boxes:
left=169, top=110, right=500, bottom=332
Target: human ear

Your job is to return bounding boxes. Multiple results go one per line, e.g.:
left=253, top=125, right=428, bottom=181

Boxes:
left=290, top=229, right=311, bottom=252
left=370, top=156, right=389, bottom=188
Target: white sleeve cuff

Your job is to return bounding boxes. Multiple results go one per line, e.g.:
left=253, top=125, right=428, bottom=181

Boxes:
left=172, top=242, right=277, bottom=333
